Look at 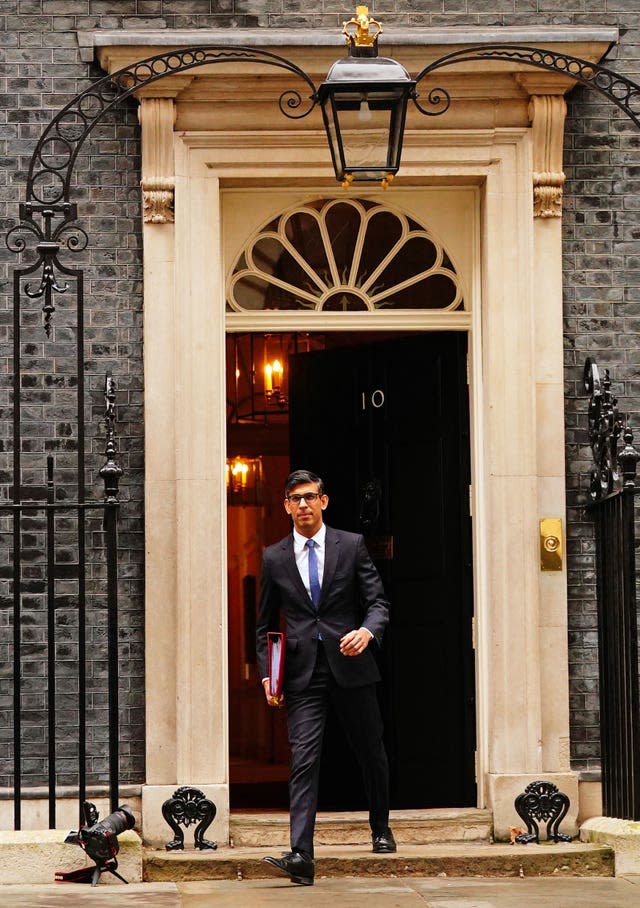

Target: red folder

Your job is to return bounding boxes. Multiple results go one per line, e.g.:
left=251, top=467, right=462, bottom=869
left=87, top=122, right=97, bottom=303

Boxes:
left=267, top=631, right=285, bottom=705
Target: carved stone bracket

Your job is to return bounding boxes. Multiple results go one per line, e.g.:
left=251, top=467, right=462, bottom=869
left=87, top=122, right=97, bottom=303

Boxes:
left=528, top=94, right=567, bottom=218
left=532, top=171, right=566, bottom=219
left=514, top=780, right=572, bottom=844
left=142, top=177, right=175, bottom=224
left=139, top=98, right=176, bottom=224
left=161, top=786, right=217, bottom=851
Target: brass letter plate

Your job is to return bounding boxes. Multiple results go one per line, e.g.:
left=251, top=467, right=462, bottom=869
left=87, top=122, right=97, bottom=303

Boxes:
left=540, top=518, right=563, bottom=571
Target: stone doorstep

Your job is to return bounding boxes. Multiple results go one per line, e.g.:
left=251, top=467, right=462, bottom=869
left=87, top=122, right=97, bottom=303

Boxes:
left=230, top=808, right=493, bottom=848
left=581, top=816, right=640, bottom=877
left=142, top=842, right=614, bottom=882
left=0, top=829, right=143, bottom=886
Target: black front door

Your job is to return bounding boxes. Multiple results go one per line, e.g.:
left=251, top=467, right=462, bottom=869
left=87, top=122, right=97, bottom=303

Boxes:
left=289, top=333, right=475, bottom=808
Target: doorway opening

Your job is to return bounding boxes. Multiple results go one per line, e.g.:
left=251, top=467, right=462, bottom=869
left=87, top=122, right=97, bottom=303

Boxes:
left=226, top=330, right=475, bottom=812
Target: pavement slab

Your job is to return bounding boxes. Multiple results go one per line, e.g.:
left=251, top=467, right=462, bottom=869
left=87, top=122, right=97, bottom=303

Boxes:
left=0, top=882, right=180, bottom=907
left=176, top=875, right=640, bottom=907
left=411, top=875, right=640, bottom=907
left=2, top=875, right=639, bottom=908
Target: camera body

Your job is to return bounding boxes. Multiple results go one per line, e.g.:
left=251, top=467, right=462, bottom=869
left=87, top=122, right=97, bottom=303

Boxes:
left=66, top=801, right=136, bottom=866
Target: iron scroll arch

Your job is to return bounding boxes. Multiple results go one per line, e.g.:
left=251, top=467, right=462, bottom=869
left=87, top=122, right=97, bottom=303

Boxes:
left=413, top=45, right=640, bottom=129
left=8, top=47, right=324, bottom=340
left=23, top=45, right=320, bottom=208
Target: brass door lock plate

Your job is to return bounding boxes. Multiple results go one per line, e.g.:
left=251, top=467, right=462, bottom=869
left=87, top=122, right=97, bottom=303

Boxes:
left=540, top=518, right=563, bottom=571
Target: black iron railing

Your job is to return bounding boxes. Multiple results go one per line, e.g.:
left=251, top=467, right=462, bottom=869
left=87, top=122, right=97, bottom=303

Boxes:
left=0, top=363, right=122, bottom=829
left=584, top=357, right=640, bottom=820
left=0, top=471, right=120, bottom=829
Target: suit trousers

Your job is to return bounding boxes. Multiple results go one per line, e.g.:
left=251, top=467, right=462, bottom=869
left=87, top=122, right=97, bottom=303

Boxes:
left=285, top=643, right=390, bottom=859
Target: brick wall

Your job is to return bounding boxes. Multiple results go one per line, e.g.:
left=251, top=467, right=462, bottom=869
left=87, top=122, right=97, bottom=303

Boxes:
left=1, top=1, right=639, bottom=790
left=563, top=30, right=640, bottom=769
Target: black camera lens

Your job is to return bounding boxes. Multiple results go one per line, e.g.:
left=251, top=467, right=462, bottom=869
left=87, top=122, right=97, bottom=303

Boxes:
left=99, top=805, right=136, bottom=837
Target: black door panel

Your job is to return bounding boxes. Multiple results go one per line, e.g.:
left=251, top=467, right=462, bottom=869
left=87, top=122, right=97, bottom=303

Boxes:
left=289, top=333, right=475, bottom=808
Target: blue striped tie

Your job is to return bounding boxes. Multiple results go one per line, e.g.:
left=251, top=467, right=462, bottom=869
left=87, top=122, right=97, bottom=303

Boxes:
left=306, top=538, right=321, bottom=608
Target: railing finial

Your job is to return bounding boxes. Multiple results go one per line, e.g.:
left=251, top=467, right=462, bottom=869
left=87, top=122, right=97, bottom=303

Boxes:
left=584, top=357, right=638, bottom=499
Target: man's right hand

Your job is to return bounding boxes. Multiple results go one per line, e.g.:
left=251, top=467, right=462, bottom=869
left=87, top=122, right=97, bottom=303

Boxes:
left=263, top=678, right=283, bottom=707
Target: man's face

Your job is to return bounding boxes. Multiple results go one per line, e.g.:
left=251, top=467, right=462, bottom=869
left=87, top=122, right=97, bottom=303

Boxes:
left=284, top=482, right=328, bottom=538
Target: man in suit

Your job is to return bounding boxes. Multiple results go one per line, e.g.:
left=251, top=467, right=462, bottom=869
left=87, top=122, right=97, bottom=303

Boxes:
left=256, top=469, right=395, bottom=887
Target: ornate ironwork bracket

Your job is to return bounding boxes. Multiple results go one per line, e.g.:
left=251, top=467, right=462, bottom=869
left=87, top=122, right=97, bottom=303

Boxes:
left=584, top=357, right=639, bottom=500
left=514, top=780, right=572, bottom=844
left=99, top=372, right=123, bottom=505
left=161, top=786, right=217, bottom=851
left=6, top=201, right=88, bottom=337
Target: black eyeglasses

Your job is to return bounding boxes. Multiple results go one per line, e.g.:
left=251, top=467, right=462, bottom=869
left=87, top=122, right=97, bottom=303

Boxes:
left=287, top=492, right=323, bottom=504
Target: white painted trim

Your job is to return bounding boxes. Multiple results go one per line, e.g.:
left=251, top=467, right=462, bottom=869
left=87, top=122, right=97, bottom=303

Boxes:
left=225, top=311, right=471, bottom=332
left=142, top=126, right=572, bottom=838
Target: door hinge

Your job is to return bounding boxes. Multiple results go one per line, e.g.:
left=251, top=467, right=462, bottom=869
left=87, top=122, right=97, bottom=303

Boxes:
left=468, top=483, right=473, bottom=517
left=466, top=353, right=471, bottom=385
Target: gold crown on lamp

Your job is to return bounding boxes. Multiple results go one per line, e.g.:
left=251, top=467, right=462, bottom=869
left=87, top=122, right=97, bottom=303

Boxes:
left=342, top=6, right=383, bottom=49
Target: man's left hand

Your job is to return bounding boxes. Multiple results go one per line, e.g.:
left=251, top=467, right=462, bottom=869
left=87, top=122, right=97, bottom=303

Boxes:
left=339, top=628, right=371, bottom=656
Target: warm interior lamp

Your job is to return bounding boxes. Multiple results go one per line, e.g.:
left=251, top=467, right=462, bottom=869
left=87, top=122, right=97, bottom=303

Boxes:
left=228, top=458, right=249, bottom=489
left=227, top=333, right=302, bottom=424
left=272, top=359, right=283, bottom=390
left=226, top=455, right=262, bottom=503
left=264, top=358, right=284, bottom=399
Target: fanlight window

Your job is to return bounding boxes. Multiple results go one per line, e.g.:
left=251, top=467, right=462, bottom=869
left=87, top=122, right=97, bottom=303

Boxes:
left=226, top=198, right=463, bottom=312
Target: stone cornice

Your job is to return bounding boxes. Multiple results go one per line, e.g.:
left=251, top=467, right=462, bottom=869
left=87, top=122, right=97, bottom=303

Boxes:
left=77, top=26, right=618, bottom=90
left=83, top=26, right=617, bottom=105
left=79, top=25, right=618, bottom=58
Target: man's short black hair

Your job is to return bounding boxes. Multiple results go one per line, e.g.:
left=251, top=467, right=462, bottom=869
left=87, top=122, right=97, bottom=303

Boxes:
left=285, top=470, right=325, bottom=497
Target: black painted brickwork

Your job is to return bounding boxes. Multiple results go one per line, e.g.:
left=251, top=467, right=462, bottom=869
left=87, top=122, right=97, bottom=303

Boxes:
left=1, top=1, right=639, bottom=787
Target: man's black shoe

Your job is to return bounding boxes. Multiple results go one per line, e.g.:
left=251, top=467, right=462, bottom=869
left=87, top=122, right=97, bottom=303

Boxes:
left=263, top=851, right=314, bottom=886
left=372, top=829, right=397, bottom=853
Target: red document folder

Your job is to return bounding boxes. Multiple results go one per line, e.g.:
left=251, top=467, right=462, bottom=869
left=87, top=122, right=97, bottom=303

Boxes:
left=267, top=631, right=285, bottom=705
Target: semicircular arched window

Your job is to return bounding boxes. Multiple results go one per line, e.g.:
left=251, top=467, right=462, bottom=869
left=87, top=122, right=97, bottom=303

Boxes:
left=226, top=198, right=464, bottom=312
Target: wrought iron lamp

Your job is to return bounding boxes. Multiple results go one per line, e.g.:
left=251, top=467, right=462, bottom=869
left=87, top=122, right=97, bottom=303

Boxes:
left=317, top=6, right=416, bottom=189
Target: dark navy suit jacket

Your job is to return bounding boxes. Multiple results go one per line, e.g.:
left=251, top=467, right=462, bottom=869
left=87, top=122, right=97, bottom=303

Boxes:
left=256, top=525, right=389, bottom=691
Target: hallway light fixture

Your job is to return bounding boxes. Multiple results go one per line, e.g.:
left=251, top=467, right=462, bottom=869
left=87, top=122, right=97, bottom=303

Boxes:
left=227, top=333, right=316, bottom=426
left=317, top=6, right=416, bottom=189
left=226, top=456, right=263, bottom=505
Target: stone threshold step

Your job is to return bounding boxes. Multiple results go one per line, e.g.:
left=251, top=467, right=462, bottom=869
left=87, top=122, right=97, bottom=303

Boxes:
left=230, top=808, right=493, bottom=847
left=143, top=842, right=614, bottom=882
